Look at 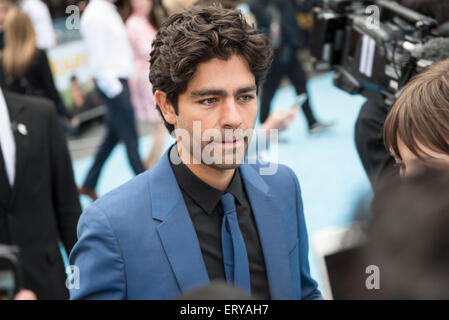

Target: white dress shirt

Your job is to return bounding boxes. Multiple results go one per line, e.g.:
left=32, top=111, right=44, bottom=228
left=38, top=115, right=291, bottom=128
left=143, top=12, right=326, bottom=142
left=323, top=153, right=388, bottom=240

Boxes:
left=0, top=89, right=16, bottom=186
left=81, top=0, right=134, bottom=98
left=21, top=0, right=57, bottom=50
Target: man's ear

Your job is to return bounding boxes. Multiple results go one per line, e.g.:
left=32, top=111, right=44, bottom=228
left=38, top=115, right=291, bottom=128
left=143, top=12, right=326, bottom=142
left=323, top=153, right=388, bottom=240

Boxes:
left=155, top=90, right=177, bottom=127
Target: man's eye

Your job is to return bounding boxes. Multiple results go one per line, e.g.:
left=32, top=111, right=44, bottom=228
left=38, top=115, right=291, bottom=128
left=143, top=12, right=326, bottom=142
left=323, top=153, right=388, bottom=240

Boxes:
left=239, top=95, right=255, bottom=103
left=200, top=98, right=217, bottom=105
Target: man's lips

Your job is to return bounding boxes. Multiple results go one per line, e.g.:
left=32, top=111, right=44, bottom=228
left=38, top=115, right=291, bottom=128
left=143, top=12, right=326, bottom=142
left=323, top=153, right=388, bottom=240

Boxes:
left=221, top=138, right=237, bottom=143
left=216, top=138, right=243, bottom=143
left=209, top=138, right=245, bottom=147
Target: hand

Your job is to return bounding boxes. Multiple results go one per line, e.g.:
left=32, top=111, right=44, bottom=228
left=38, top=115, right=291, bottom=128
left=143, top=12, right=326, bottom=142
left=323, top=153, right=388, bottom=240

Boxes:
left=262, top=105, right=300, bottom=132
left=71, top=116, right=80, bottom=128
left=14, top=290, right=37, bottom=300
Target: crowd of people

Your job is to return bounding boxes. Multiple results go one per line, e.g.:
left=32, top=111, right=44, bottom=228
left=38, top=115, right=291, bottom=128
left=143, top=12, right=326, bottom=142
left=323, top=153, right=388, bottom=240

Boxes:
left=1, top=0, right=449, bottom=301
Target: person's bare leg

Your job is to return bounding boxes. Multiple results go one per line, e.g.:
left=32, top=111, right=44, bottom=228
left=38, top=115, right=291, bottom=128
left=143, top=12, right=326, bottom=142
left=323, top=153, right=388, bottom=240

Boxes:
left=145, top=122, right=167, bottom=169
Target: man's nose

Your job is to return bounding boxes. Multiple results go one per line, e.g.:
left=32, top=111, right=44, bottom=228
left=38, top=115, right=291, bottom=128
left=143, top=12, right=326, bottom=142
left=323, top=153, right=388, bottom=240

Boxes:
left=220, top=98, right=243, bottom=128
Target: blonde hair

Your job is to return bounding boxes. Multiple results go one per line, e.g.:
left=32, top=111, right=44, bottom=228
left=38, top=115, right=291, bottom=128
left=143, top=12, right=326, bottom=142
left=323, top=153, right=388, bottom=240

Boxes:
left=2, top=8, right=37, bottom=83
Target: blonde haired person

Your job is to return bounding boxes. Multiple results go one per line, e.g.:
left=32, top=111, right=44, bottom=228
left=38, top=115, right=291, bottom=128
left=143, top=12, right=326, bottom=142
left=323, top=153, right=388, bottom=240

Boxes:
left=0, top=7, right=74, bottom=122
left=384, top=58, right=449, bottom=177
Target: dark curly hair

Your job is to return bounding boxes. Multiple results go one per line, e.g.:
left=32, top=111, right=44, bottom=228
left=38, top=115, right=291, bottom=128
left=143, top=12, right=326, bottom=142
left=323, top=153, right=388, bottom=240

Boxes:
left=149, top=4, right=273, bottom=133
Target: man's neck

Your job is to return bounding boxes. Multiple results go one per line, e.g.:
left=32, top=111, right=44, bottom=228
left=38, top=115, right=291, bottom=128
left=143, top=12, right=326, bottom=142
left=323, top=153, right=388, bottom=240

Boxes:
left=177, top=143, right=235, bottom=191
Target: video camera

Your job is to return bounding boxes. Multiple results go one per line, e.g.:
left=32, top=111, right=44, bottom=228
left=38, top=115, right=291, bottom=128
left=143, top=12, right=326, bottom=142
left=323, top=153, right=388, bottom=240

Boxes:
left=309, top=0, right=443, bottom=107
left=0, top=245, right=21, bottom=300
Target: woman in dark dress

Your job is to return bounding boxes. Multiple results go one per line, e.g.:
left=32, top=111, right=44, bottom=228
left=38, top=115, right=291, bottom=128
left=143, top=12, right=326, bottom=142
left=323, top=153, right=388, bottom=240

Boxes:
left=0, top=7, right=76, bottom=124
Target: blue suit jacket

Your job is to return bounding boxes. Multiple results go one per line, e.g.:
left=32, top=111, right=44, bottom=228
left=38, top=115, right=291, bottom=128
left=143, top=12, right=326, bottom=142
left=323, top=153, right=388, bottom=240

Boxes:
left=69, top=147, right=321, bottom=299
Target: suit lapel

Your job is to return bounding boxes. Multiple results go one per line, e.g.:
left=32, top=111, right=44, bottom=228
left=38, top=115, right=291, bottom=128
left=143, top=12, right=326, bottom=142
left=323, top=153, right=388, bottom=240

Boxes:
left=0, top=146, right=11, bottom=207
left=149, top=147, right=210, bottom=293
left=3, top=91, right=29, bottom=207
left=240, top=163, right=293, bottom=299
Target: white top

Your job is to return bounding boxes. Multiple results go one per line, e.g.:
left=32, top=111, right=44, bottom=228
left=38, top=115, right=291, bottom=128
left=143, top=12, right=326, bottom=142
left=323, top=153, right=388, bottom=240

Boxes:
left=21, top=0, right=57, bottom=50
left=0, top=89, right=16, bottom=186
left=80, top=0, right=134, bottom=98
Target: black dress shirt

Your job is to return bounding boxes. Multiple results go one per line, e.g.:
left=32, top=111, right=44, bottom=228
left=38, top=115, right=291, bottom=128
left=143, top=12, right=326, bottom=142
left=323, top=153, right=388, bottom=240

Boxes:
left=169, top=145, right=271, bottom=299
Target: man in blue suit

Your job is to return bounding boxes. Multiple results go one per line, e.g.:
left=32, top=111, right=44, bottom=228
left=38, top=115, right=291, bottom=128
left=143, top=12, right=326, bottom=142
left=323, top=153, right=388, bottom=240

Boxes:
left=69, top=4, right=321, bottom=300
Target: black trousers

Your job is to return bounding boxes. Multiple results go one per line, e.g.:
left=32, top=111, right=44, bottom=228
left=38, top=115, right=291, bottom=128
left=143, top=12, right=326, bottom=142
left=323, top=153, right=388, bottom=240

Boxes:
left=84, top=79, right=144, bottom=189
left=354, top=97, right=399, bottom=189
left=259, top=45, right=317, bottom=127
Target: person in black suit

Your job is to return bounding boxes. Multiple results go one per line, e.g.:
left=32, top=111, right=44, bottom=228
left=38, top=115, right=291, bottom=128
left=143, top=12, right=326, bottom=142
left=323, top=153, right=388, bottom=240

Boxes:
left=0, top=89, right=82, bottom=299
left=354, top=94, right=399, bottom=189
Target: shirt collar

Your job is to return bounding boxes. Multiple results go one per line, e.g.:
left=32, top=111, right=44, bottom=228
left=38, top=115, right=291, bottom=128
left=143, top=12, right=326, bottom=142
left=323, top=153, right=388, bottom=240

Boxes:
left=226, top=165, right=245, bottom=206
left=169, top=144, right=245, bottom=215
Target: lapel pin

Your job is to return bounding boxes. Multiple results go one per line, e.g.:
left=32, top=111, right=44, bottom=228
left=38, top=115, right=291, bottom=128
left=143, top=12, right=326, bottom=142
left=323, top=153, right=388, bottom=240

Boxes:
left=17, top=123, right=27, bottom=136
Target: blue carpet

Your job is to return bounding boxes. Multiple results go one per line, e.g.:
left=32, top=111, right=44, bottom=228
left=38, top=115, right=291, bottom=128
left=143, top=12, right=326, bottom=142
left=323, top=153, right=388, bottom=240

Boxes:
left=72, top=72, right=372, bottom=293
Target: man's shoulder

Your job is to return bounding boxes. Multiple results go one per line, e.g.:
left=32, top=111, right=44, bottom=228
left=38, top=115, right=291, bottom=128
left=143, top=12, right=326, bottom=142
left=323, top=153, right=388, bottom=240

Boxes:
left=86, top=170, right=156, bottom=227
left=244, top=159, right=296, bottom=183
left=242, top=160, right=300, bottom=197
left=80, top=2, right=103, bottom=27
left=93, top=170, right=150, bottom=205
left=80, top=4, right=93, bottom=24
left=4, top=90, right=55, bottom=117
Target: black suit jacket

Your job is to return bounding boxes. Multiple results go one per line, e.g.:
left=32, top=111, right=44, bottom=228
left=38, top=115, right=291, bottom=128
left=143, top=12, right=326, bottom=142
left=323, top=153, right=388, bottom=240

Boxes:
left=355, top=97, right=399, bottom=189
left=0, top=90, right=81, bottom=299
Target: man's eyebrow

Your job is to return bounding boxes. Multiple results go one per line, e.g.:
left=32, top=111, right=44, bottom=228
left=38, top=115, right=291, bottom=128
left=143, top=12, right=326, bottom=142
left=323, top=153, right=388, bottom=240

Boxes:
left=190, top=89, right=227, bottom=98
left=235, top=86, right=257, bottom=95
left=190, top=86, right=257, bottom=98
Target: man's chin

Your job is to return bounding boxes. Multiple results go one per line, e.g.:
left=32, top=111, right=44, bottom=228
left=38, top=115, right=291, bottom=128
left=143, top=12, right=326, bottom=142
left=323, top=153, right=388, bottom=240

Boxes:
left=208, top=150, right=247, bottom=169
left=199, top=142, right=248, bottom=169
